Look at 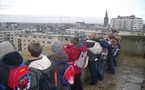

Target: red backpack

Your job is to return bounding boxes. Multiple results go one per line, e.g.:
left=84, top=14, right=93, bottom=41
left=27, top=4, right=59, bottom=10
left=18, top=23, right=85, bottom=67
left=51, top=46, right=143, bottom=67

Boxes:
left=8, top=65, right=30, bottom=90
left=54, top=62, right=75, bottom=86
left=0, top=62, right=30, bottom=90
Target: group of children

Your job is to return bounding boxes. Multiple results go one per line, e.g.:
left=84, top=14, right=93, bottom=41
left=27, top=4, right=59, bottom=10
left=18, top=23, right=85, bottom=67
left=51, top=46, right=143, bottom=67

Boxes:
left=0, top=29, right=121, bottom=90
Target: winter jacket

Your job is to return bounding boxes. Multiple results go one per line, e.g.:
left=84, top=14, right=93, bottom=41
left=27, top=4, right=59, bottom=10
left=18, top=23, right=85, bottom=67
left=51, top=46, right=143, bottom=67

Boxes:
left=28, top=55, right=51, bottom=70
left=63, top=43, right=87, bottom=74
left=48, top=51, right=70, bottom=90
left=0, top=51, right=24, bottom=89
left=48, top=51, right=69, bottom=73
left=25, top=55, right=52, bottom=90
left=28, top=67, right=53, bottom=90
left=86, top=39, right=100, bottom=61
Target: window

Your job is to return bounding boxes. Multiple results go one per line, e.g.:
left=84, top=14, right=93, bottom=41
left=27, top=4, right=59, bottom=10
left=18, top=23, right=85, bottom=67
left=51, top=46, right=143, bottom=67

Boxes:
left=33, top=36, right=36, bottom=38
left=42, top=41, right=45, bottom=43
left=47, top=41, right=51, bottom=43
left=65, top=38, right=68, bottom=40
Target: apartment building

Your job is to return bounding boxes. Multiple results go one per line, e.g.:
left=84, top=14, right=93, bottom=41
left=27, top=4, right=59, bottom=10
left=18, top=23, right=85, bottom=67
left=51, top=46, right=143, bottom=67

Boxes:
left=66, top=29, right=97, bottom=36
left=66, top=29, right=110, bottom=36
left=13, top=33, right=75, bottom=51
left=110, top=15, right=143, bottom=31
left=0, top=28, right=37, bottom=43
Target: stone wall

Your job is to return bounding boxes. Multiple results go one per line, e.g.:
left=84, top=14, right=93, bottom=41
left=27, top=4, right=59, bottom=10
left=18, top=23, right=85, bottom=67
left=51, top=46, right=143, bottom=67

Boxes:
left=120, top=35, right=145, bottom=56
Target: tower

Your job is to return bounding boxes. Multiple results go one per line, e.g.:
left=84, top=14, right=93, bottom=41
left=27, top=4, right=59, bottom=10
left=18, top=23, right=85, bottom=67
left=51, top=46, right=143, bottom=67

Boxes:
left=104, top=10, right=109, bottom=27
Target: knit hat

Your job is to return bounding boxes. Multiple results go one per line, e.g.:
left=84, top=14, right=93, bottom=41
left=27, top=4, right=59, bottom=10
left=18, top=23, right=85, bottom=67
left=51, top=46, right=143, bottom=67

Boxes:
left=51, top=39, right=63, bottom=54
left=0, top=41, right=15, bottom=60
left=2, top=51, right=23, bottom=66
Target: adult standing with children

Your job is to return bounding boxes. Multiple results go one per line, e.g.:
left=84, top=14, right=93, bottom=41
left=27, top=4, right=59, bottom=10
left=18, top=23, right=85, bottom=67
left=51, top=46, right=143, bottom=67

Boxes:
left=86, top=33, right=103, bottom=85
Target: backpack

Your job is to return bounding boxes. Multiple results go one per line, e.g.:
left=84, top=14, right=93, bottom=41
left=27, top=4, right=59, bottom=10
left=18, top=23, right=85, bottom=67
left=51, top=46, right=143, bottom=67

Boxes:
left=26, top=60, right=56, bottom=90
left=87, top=40, right=103, bottom=54
left=100, top=48, right=108, bottom=60
left=38, top=70, right=57, bottom=90
left=74, top=51, right=89, bottom=69
left=112, top=45, right=120, bottom=56
left=99, top=40, right=109, bottom=48
left=55, top=62, right=75, bottom=86
left=0, top=61, right=30, bottom=90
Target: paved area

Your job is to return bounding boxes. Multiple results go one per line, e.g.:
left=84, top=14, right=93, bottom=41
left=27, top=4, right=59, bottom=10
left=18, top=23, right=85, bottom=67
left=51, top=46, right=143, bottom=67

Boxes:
left=84, top=56, right=145, bottom=90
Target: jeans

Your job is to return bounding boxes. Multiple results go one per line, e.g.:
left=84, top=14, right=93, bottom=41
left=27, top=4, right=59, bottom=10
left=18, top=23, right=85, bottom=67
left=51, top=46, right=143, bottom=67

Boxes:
left=113, top=51, right=119, bottom=66
left=107, top=56, right=115, bottom=74
left=97, top=58, right=105, bottom=81
left=71, top=73, right=83, bottom=90
left=88, top=61, right=97, bottom=82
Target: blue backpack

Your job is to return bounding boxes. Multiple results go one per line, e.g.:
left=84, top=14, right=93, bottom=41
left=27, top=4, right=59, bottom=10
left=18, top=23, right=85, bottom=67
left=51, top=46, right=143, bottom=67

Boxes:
left=99, top=40, right=109, bottom=48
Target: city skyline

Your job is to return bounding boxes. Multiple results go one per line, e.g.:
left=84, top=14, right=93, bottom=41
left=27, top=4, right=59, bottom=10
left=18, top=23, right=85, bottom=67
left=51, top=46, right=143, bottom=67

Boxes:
left=0, top=0, right=145, bottom=23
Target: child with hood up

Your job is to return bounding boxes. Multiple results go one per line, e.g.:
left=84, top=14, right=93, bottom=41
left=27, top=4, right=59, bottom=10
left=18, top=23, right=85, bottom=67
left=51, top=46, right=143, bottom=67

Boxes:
left=48, top=39, right=70, bottom=90
left=0, top=41, right=15, bottom=60
left=0, top=41, right=28, bottom=89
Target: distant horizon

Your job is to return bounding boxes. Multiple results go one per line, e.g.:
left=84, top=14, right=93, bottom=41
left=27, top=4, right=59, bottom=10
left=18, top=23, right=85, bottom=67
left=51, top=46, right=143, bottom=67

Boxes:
left=0, top=14, right=145, bottom=24
left=0, top=14, right=105, bottom=24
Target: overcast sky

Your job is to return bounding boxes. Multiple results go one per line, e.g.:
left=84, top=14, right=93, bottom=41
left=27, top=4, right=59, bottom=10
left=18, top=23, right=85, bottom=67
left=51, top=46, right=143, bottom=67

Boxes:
left=0, top=0, right=144, bottom=23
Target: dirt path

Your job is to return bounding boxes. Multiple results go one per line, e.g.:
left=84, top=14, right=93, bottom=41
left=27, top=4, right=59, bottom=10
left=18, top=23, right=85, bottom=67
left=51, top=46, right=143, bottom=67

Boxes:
left=84, top=56, right=145, bottom=90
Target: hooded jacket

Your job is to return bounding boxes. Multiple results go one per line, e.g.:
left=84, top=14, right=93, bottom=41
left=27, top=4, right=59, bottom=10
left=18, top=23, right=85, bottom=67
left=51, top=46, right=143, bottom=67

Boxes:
left=48, top=40, right=70, bottom=90
left=0, top=51, right=23, bottom=88
left=28, top=55, right=51, bottom=70
left=26, top=55, right=52, bottom=90
left=49, top=39, right=69, bottom=71
left=86, top=39, right=101, bottom=61
left=0, top=41, right=15, bottom=60
left=64, top=43, right=87, bottom=74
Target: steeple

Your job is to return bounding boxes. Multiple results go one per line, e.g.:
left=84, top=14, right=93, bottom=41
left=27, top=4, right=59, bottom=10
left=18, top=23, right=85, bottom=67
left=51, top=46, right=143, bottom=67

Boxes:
left=104, top=9, right=109, bottom=27
left=105, top=10, right=108, bottom=18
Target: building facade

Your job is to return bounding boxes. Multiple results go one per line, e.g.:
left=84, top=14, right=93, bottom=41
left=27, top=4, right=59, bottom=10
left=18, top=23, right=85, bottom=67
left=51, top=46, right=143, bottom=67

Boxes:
left=0, top=28, right=37, bottom=44
left=110, top=15, right=143, bottom=31
left=13, top=33, right=75, bottom=51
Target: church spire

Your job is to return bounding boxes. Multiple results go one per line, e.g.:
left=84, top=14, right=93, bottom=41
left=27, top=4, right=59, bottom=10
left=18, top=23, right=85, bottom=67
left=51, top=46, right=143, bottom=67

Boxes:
left=104, top=9, right=109, bottom=27
left=105, top=9, right=108, bottom=18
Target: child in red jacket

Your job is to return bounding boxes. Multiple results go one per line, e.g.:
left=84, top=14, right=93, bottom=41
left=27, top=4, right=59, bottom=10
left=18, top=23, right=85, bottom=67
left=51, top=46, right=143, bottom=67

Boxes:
left=64, top=37, right=87, bottom=90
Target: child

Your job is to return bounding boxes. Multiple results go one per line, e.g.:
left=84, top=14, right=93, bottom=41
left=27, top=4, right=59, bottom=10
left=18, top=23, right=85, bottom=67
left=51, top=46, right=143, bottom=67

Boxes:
left=64, top=37, right=87, bottom=90
left=0, top=41, right=30, bottom=90
left=48, top=39, right=71, bottom=90
left=26, top=42, right=52, bottom=90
